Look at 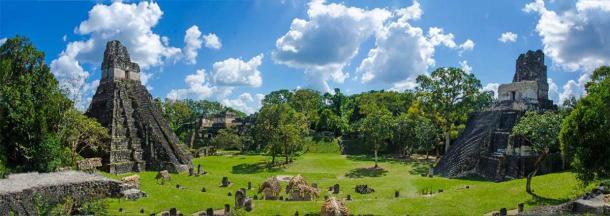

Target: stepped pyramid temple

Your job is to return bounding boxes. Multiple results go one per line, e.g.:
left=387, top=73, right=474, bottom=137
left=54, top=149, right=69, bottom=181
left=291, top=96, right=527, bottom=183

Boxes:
left=434, top=50, right=562, bottom=181
left=86, top=41, right=192, bottom=174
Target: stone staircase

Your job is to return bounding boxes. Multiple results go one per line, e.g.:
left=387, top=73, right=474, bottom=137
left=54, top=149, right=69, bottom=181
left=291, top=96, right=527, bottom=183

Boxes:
left=434, top=111, right=501, bottom=177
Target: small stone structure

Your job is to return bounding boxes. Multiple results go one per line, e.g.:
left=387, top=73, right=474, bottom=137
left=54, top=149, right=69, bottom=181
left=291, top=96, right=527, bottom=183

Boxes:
left=0, top=171, right=142, bottom=215
left=121, top=174, right=140, bottom=189
left=520, top=184, right=610, bottom=215
left=76, top=157, right=102, bottom=173
left=156, top=170, right=172, bottom=184
left=86, top=40, right=192, bottom=174
left=434, top=50, right=562, bottom=181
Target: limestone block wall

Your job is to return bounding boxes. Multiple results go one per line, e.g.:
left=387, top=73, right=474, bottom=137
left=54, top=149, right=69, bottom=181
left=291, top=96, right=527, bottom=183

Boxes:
left=0, top=171, right=126, bottom=215
left=498, top=81, right=548, bottom=103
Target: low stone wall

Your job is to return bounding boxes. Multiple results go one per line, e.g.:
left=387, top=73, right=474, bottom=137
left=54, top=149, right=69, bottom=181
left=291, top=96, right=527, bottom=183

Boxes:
left=0, top=171, right=126, bottom=215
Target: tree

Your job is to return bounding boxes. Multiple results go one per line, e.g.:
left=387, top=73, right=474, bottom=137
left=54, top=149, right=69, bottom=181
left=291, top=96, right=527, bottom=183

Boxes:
left=254, top=103, right=308, bottom=165
left=416, top=67, right=486, bottom=153
left=277, top=106, right=308, bottom=163
left=160, top=99, right=194, bottom=143
left=59, top=109, right=110, bottom=165
left=512, top=111, right=563, bottom=194
left=253, top=104, right=282, bottom=164
left=211, top=129, right=243, bottom=151
left=289, top=89, right=322, bottom=128
left=393, top=112, right=438, bottom=159
left=0, top=36, right=72, bottom=173
left=357, top=109, right=393, bottom=168
left=560, top=66, right=610, bottom=183
left=262, top=89, right=293, bottom=106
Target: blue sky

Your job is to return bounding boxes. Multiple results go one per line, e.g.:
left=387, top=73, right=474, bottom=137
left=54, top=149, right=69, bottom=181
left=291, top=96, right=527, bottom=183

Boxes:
left=1, top=0, right=609, bottom=113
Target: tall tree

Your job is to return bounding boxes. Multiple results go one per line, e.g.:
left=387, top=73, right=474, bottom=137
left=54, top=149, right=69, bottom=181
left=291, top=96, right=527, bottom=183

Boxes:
left=0, top=36, right=72, bottom=173
left=560, top=66, right=610, bottom=183
left=416, top=67, right=486, bottom=153
left=277, top=105, right=308, bottom=163
left=253, top=104, right=281, bottom=163
left=357, top=109, right=393, bottom=168
left=254, top=103, right=308, bottom=165
left=393, top=112, right=438, bottom=159
left=512, top=111, right=563, bottom=194
left=289, top=89, right=322, bottom=128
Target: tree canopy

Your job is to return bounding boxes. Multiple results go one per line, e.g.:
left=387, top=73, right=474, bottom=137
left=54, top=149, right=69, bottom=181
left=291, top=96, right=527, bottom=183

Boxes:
left=416, top=67, right=490, bottom=153
left=560, top=66, right=610, bottom=183
left=512, top=111, right=563, bottom=194
left=0, top=36, right=74, bottom=173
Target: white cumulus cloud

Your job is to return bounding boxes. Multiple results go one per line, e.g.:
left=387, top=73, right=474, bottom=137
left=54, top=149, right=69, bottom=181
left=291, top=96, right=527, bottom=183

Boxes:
left=51, top=1, right=182, bottom=110
left=524, top=0, right=609, bottom=102
left=272, top=0, right=392, bottom=92
left=524, top=0, right=610, bottom=71
left=166, top=69, right=215, bottom=100
left=460, top=60, right=472, bottom=74
left=498, top=32, right=518, bottom=43
left=167, top=54, right=264, bottom=101
left=222, top=93, right=265, bottom=114
left=482, top=82, right=500, bottom=98
left=211, top=54, right=264, bottom=87
left=357, top=1, right=475, bottom=90
left=183, top=25, right=203, bottom=64
left=203, top=33, right=222, bottom=50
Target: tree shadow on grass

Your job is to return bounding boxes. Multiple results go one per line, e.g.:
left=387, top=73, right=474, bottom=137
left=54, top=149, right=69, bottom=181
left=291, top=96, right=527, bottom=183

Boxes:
left=408, top=161, right=431, bottom=176
left=526, top=193, right=570, bottom=206
left=231, top=162, right=282, bottom=174
left=345, top=155, right=401, bottom=164
left=345, top=167, right=388, bottom=178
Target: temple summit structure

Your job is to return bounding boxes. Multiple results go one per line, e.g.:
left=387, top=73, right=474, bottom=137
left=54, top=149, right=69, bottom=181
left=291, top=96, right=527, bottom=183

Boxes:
left=434, top=50, right=561, bottom=181
left=86, top=40, right=192, bottom=174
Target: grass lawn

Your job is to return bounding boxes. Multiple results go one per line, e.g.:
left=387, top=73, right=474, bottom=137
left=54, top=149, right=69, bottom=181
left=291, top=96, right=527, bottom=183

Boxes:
left=104, top=152, right=588, bottom=215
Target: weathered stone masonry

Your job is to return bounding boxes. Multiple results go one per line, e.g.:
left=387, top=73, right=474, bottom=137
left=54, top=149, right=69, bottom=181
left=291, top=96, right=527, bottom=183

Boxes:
left=86, top=40, right=192, bottom=174
left=0, top=171, right=127, bottom=215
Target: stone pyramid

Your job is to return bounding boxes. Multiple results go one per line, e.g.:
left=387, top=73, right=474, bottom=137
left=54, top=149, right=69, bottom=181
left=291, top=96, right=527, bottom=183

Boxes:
left=86, top=40, right=192, bottom=174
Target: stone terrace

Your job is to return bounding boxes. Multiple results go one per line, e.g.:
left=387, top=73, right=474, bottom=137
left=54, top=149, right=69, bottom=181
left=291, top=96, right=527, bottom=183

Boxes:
left=0, top=171, right=125, bottom=215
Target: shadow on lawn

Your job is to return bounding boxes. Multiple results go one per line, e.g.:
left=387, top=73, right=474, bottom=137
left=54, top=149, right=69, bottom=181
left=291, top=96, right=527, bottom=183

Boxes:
left=345, top=167, right=388, bottom=178
left=526, top=194, right=570, bottom=206
left=345, top=155, right=403, bottom=164
left=231, top=162, right=282, bottom=174
left=408, top=161, right=432, bottom=175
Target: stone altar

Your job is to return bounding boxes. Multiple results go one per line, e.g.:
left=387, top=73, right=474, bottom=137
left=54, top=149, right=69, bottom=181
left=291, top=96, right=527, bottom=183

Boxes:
left=86, top=40, right=192, bottom=174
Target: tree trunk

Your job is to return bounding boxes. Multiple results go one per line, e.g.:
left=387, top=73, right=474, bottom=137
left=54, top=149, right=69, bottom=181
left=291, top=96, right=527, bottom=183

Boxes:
left=426, top=151, right=429, bottom=159
left=526, top=150, right=548, bottom=195
left=271, top=146, right=276, bottom=166
left=374, top=149, right=378, bottom=168
left=444, top=131, right=451, bottom=154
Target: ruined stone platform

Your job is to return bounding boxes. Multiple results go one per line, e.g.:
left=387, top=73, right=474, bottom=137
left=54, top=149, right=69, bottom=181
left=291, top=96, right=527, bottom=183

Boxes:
left=0, top=171, right=128, bottom=215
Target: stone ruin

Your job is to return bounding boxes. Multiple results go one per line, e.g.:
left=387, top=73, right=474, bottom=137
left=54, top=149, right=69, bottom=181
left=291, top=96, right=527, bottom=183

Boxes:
left=0, top=171, right=142, bottom=215
left=86, top=40, right=192, bottom=174
left=434, top=50, right=562, bottom=181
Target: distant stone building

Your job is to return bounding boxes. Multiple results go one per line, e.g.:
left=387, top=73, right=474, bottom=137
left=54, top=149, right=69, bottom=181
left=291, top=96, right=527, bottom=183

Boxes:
left=86, top=40, right=192, bottom=174
left=434, top=50, right=561, bottom=181
left=188, top=111, right=254, bottom=148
